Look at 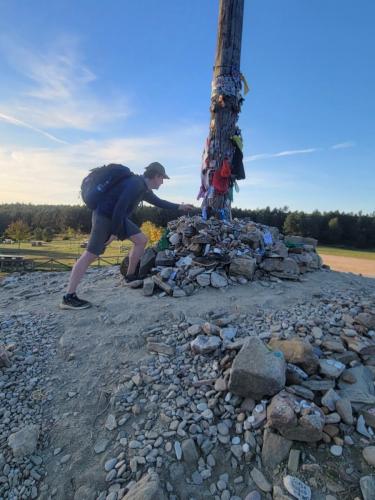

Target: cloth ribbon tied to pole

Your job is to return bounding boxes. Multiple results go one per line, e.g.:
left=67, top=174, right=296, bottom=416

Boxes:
left=240, top=73, right=249, bottom=95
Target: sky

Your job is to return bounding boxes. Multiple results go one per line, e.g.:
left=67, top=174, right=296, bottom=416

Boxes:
left=0, top=0, right=374, bottom=214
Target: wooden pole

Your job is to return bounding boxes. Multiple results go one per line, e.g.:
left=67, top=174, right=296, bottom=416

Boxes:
left=200, top=0, right=245, bottom=220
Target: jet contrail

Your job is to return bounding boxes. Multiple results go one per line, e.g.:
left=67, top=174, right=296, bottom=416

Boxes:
left=0, top=112, right=67, bottom=144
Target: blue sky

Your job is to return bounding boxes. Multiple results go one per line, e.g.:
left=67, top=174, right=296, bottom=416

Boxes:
left=0, top=0, right=374, bottom=213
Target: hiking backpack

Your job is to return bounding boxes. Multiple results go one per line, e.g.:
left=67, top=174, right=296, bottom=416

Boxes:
left=80, top=163, right=134, bottom=209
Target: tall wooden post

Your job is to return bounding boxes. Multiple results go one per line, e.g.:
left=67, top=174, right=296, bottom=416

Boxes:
left=200, top=0, right=246, bottom=220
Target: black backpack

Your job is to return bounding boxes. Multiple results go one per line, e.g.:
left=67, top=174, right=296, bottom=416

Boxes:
left=80, top=164, right=134, bottom=209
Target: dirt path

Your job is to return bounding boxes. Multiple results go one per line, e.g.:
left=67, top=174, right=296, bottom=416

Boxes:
left=320, top=253, right=375, bottom=277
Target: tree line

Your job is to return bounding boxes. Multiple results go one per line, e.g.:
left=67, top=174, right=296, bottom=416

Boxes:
left=0, top=203, right=374, bottom=249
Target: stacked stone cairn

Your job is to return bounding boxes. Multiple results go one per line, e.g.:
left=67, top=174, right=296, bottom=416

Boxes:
left=123, top=215, right=322, bottom=297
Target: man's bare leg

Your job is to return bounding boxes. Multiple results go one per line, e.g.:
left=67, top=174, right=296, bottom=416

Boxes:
left=66, top=250, right=98, bottom=294
left=126, top=233, right=148, bottom=276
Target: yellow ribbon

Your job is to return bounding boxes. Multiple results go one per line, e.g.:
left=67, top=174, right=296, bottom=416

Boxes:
left=241, top=74, right=250, bottom=95
left=231, top=135, right=243, bottom=151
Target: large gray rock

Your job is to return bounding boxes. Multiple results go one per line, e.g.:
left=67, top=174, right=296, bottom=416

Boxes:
left=181, top=438, right=199, bottom=466
left=283, top=475, right=311, bottom=500
left=229, top=256, right=257, bottom=280
left=269, top=338, right=319, bottom=375
left=310, top=252, right=322, bottom=269
left=319, top=358, right=345, bottom=378
left=0, top=345, right=11, bottom=367
left=168, top=232, right=181, bottom=246
left=143, top=278, right=155, bottom=296
left=190, top=335, right=222, bottom=355
left=228, top=337, right=286, bottom=398
left=291, top=252, right=322, bottom=270
left=73, top=486, right=96, bottom=500
left=321, top=388, right=340, bottom=411
left=239, top=228, right=263, bottom=247
left=250, top=468, right=272, bottom=493
left=360, top=475, right=375, bottom=500
left=363, top=446, right=375, bottom=467
left=155, top=250, right=175, bottom=267
left=280, top=257, right=301, bottom=276
left=338, top=365, right=375, bottom=404
left=196, top=273, right=211, bottom=287
left=8, top=425, right=39, bottom=458
left=261, top=428, right=292, bottom=470
left=210, top=272, right=228, bottom=288
left=361, top=407, right=375, bottom=428
left=335, top=398, right=354, bottom=425
left=355, top=313, right=375, bottom=330
left=267, top=391, right=325, bottom=442
left=123, top=473, right=167, bottom=500
left=261, top=257, right=300, bottom=277
left=302, top=379, right=335, bottom=392
left=147, top=342, right=175, bottom=356
left=273, top=241, right=289, bottom=258
left=138, top=248, right=156, bottom=279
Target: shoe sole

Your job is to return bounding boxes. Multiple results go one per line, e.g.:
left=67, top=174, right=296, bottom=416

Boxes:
left=59, top=303, right=92, bottom=310
left=124, top=279, right=143, bottom=285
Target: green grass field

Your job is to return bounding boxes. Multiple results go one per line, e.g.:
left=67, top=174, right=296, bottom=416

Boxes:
left=318, top=245, right=375, bottom=260
left=0, top=237, right=132, bottom=275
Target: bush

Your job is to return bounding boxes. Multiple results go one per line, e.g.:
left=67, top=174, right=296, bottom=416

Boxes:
left=140, top=221, right=164, bottom=245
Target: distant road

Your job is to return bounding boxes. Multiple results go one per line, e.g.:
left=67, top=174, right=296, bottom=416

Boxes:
left=320, top=254, right=375, bottom=278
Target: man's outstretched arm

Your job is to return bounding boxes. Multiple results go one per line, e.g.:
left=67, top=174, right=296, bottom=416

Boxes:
left=143, top=190, right=194, bottom=211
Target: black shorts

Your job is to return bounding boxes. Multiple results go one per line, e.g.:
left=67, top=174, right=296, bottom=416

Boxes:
left=87, top=211, right=141, bottom=256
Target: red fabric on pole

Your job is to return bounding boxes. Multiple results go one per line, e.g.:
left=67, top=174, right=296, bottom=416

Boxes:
left=212, top=159, right=231, bottom=194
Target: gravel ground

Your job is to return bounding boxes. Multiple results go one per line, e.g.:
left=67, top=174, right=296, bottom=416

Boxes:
left=0, top=267, right=375, bottom=500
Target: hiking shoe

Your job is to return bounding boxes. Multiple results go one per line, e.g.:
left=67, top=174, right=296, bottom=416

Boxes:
left=124, top=274, right=139, bottom=283
left=60, top=293, right=92, bottom=310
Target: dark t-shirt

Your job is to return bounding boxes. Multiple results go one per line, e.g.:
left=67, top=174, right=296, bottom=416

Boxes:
left=96, top=175, right=179, bottom=239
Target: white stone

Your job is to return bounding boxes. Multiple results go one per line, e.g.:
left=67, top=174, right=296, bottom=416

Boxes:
left=105, top=414, right=117, bottom=431
left=283, top=475, right=311, bottom=500
left=363, top=446, right=375, bottom=467
left=7, top=425, right=39, bottom=459
left=330, top=445, right=343, bottom=457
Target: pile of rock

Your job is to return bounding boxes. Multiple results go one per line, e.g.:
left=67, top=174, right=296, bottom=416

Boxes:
left=124, top=216, right=322, bottom=297
left=202, top=303, right=375, bottom=453
left=96, top=290, right=375, bottom=499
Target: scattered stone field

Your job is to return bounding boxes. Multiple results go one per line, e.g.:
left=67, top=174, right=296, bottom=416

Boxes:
left=0, top=265, right=375, bottom=500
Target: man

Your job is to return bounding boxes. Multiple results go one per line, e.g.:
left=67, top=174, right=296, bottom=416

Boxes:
left=60, top=162, right=193, bottom=310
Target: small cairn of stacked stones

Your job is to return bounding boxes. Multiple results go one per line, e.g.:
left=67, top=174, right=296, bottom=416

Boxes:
left=121, top=215, right=322, bottom=297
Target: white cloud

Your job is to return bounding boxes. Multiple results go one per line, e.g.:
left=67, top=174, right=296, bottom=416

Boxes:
left=244, top=148, right=318, bottom=162
left=0, top=135, right=302, bottom=207
left=0, top=99, right=360, bottom=208
left=331, top=141, right=355, bottom=149
left=0, top=37, right=130, bottom=131
left=0, top=125, right=205, bottom=205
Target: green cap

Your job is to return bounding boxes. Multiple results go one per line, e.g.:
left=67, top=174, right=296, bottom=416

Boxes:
left=144, top=162, right=170, bottom=179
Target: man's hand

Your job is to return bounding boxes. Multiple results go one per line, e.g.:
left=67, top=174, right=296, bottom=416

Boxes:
left=178, top=204, right=195, bottom=212
left=104, top=234, right=118, bottom=247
